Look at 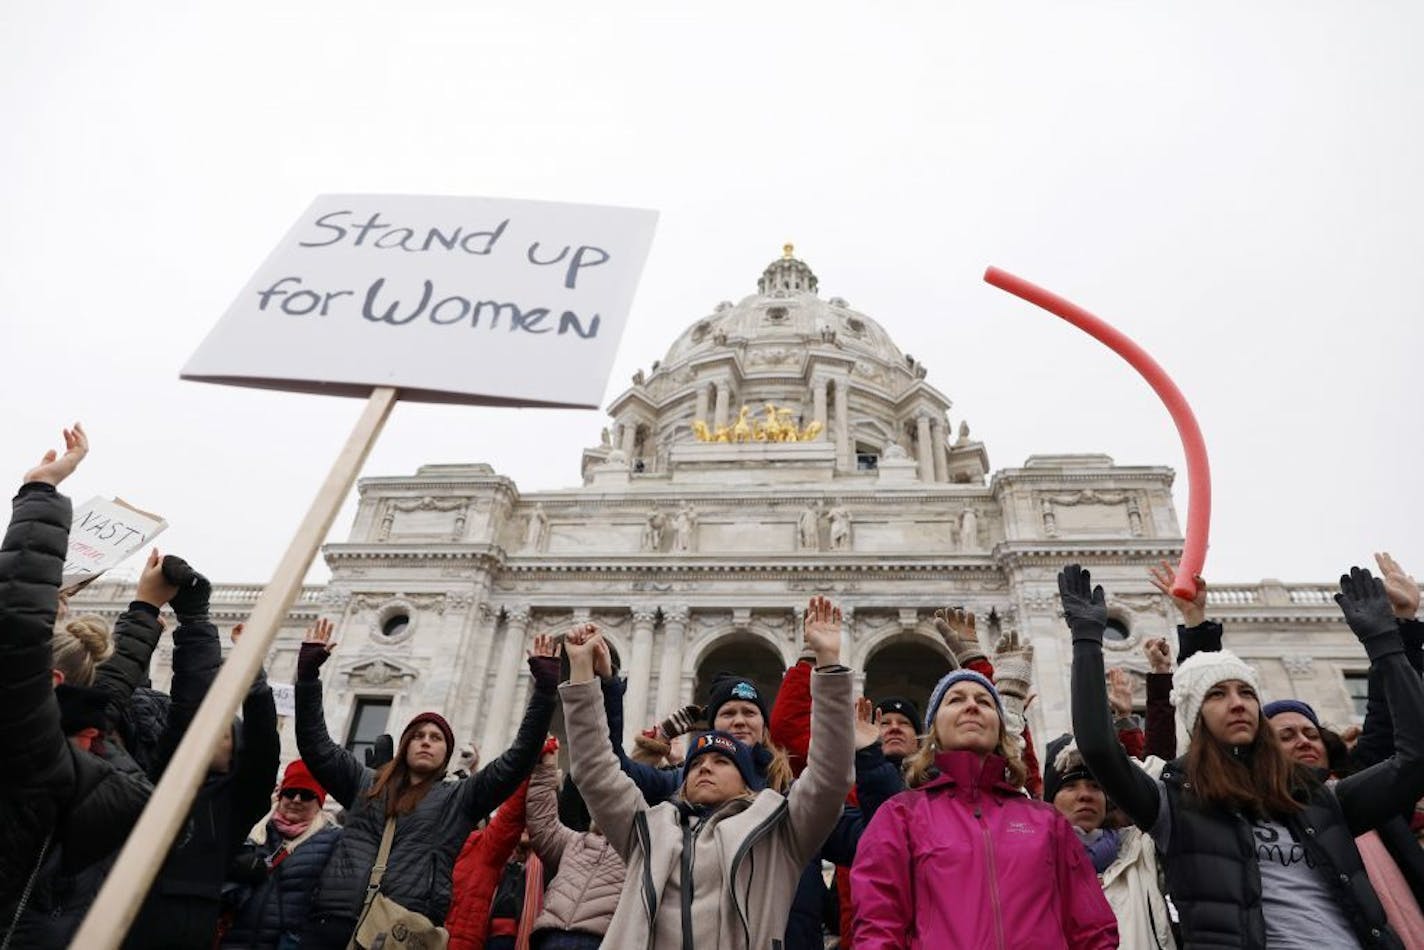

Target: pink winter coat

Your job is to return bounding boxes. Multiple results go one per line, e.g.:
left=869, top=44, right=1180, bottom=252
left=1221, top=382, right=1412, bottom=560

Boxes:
left=851, top=749, right=1118, bottom=950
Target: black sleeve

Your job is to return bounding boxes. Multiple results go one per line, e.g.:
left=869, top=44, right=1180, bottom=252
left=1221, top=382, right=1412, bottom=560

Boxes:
left=1143, top=672, right=1177, bottom=762
left=1351, top=618, right=1424, bottom=772
left=230, top=669, right=280, bottom=852
left=1335, top=640, right=1424, bottom=836
left=1072, top=637, right=1162, bottom=830
left=853, top=743, right=904, bottom=822
left=1176, top=620, right=1223, bottom=665
left=149, top=619, right=223, bottom=780
left=92, top=601, right=163, bottom=731
left=293, top=678, right=369, bottom=809
left=457, top=683, right=557, bottom=823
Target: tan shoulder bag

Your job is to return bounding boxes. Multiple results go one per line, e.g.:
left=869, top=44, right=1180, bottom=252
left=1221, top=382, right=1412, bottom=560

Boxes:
left=348, top=817, right=449, bottom=950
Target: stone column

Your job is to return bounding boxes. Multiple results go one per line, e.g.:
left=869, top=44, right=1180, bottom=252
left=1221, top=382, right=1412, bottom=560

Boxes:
left=654, top=605, right=690, bottom=720
left=623, top=606, right=658, bottom=745
left=812, top=378, right=829, bottom=431
left=695, top=384, right=710, bottom=424
left=480, top=605, right=530, bottom=754
left=833, top=380, right=851, bottom=469
left=915, top=414, right=934, bottom=482
left=840, top=606, right=855, bottom=670
left=931, top=419, right=949, bottom=482
left=713, top=382, right=731, bottom=430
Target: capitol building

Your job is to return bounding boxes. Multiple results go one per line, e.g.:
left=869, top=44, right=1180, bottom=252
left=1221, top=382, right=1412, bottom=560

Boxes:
left=77, top=248, right=1372, bottom=764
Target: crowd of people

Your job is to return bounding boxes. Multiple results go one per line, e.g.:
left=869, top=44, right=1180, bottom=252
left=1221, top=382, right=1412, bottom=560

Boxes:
left=5, top=423, right=1424, bottom=949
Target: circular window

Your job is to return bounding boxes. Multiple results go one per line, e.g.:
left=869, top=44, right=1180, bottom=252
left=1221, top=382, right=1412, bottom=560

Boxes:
left=382, top=614, right=410, bottom=639
left=1104, top=618, right=1130, bottom=642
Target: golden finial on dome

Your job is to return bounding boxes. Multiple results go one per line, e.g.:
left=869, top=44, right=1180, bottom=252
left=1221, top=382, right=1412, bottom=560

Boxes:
left=783, top=243, right=794, bottom=259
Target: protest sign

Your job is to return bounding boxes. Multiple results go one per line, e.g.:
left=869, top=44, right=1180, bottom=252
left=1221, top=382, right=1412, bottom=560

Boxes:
left=181, top=194, right=658, bottom=409
left=271, top=682, right=296, bottom=718
left=63, top=496, right=168, bottom=589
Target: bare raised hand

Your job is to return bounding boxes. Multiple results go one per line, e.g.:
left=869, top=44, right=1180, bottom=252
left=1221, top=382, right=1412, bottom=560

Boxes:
left=1142, top=637, right=1173, bottom=673
left=1106, top=667, right=1133, bottom=718
left=1375, top=552, right=1420, bottom=620
left=804, top=596, right=842, bottom=666
left=1148, top=559, right=1206, bottom=626
left=853, top=695, right=882, bottom=750
left=25, top=422, right=88, bottom=487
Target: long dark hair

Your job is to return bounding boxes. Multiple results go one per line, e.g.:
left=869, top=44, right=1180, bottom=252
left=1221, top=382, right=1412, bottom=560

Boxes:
left=365, top=731, right=443, bottom=818
left=1185, top=712, right=1304, bottom=817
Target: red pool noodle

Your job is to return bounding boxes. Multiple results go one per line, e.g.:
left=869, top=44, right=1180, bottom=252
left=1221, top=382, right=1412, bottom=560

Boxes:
left=983, top=266, right=1210, bottom=600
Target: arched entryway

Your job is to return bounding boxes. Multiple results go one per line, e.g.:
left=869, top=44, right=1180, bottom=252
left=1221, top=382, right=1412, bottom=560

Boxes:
left=693, top=634, right=786, bottom=711
left=862, top=636, right=954, bottom=728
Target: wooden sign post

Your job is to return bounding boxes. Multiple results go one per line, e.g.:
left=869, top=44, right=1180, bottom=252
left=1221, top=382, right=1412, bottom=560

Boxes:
left=74, top=193, right=656, bottom=947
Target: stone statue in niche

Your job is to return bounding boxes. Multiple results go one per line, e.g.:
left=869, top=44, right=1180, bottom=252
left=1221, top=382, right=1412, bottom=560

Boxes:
left=641, top=508, right=666, bottom=552
left=958, top=507, right=979, bottom=551
left=828, top=504, right=853, bottom=551
left=672, top=502, right=697, bottom=553
left=525, top=503, right=549, bottom=551
left=378, top=510, right=394, bottom=541
left=798, top=502, right=822, bottom=552
left=1041, top=499, right=1058, bottom=538
left=600, top=427, right=612, bottom=448
left=1128, top=498, right=1144, bottom=537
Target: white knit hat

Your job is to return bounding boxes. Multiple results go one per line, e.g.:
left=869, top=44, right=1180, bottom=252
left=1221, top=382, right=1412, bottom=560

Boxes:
left=1169, top=649, right=1261, bottom=737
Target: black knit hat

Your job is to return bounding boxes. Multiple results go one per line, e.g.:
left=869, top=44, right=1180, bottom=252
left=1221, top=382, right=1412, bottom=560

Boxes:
left=681, top=731, right=766, bottom=794
left=705, top=673, right=770, bottom=726
left=874, top=696, right=921, bottom=729
left=1043, top=733, right=1095, bottom=803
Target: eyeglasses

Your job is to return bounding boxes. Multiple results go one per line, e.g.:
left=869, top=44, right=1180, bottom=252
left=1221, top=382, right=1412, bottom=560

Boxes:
left=280, top=788, right=318, bottom=802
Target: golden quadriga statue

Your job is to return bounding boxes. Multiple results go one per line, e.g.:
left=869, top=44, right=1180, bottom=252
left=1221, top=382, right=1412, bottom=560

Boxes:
left=692, top=404, right=824, bottom=444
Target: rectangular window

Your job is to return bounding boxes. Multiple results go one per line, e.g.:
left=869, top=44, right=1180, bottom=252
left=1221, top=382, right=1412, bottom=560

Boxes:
left=1343, top=672, right=1369, bottom=721
left=345, top=698, right=393, bottom=763
left=856, top=453, right=879, bottom=471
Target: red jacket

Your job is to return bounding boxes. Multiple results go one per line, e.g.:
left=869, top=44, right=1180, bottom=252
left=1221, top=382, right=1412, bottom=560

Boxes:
left=445, top=778, right=530, bottom=950
left=852, top=750, right=1117, bottom=950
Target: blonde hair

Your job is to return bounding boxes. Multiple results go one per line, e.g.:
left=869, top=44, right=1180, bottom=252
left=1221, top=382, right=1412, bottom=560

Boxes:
left=51, top=614, right=113, bottom=687
left=762, top=741, right=793, bottom=794
left=902, top=725, right=1029, bottom=790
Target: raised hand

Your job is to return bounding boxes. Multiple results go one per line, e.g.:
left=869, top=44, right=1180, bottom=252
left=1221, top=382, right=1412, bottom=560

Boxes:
left=593, top=634, right=614, bottom=679
left=658, top=704, right=703, bottom=740
left=1375, top=552, right=1420, bottom=620
left=1106, top=667, right=1133, bottom=718
left=528, top=632, right=563, bottom=690
left=1058, top=564, right=1108, bottom=643
left=297, top=618, right=337, bottom=681
left=563, top=623, right=601, bottom=683
left=853, top=696, right=882, bottom=751
left=933, top=606, right=985, bottom=667
left=135, top=548, right=179, bottom=609
left=24, top=422, right=88, bottom=487
left=1148, top=559, right=1206, bottom=626
left=804, top=596, right=842, bottom=666
left=1143, top=637, right=1173, bottom=674
left=1335, top=567, right=1401, bottom=659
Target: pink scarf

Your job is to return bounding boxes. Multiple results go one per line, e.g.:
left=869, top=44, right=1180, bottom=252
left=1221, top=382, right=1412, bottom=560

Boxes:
left=272, top=812, right=312, bottom=840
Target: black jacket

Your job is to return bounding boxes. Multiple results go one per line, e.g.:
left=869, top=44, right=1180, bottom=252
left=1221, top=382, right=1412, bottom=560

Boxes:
left=296, top=673, right=556, bottom=927
left=1074, top=626, right=1424, bottom=948
left=0, top=483, right=151, bottom=943
left=124, top=618, right=281, bottom=949
left=222, top=819, right=343, bottom=949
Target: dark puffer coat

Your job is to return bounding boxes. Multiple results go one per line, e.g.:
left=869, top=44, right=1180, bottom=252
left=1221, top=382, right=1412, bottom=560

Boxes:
left=296, top=673, right=556, bottom=931
left=0, top=483, right=151, bottom=941
left=222, top=818, right=343, bottom=949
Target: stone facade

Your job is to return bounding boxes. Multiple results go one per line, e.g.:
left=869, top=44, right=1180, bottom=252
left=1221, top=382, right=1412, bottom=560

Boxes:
left=73, top=249, right=1374, bottom=763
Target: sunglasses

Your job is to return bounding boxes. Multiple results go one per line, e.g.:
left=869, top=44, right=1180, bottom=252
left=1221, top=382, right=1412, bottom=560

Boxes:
left=280, top=788, right=318, bottom=802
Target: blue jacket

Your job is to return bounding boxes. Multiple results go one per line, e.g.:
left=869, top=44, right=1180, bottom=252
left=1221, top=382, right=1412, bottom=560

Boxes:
left=223, top=820, right=343, bottom=949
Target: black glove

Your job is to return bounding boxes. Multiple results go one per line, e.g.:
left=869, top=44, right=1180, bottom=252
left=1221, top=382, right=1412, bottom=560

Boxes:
left=1058, top=564, right=1108, bottom=644
left=296, top=642, right=332, bottom=682
left=528, top=654, right=560, bottom=691
left=163, top=555, right=211, bottom=622
left=1336, top=567, right=1403, bottom=661
left=365, top=733, right=394, bottom=768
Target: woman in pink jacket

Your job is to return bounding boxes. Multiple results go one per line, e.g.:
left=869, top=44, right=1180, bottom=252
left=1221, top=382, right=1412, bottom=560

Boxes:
left=851, top=669, right=1118, bottom=949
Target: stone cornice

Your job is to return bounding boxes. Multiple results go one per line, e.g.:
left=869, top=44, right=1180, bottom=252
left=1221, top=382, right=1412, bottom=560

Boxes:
left=993, top=541, right=1184, bottom=564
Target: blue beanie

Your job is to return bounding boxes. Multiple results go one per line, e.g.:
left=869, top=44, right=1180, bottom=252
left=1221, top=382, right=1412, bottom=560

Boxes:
left=1263, top=699, right=1320, bottom=729
left=681, top=730, right=766, bottom=794
left=924, top=669, right=1005, bottom=734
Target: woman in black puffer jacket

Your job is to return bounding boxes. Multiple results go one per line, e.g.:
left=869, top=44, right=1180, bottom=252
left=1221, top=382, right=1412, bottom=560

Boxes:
left=295, top=619, right=558, bottom=948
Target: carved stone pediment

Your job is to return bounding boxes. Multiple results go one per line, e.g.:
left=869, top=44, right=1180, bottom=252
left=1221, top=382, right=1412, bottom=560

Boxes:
left=339, top=657, right=420, bottom=688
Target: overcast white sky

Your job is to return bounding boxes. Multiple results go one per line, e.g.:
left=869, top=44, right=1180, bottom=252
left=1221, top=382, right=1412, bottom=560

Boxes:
left=3, top=3, right=1420, bottom=589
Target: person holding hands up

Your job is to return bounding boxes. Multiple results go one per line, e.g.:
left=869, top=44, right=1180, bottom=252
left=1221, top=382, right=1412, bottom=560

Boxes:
left=558, top=596, right=855, bottom=950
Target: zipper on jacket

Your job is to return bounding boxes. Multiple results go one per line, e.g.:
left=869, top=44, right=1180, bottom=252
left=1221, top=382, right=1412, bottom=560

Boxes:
left=634, top=811, right=657, bottom=950
left=681, top=817, right=700, bottom=950
left=728, top=798, right=789, bottom=947
left=973, top=792, right=1007, bottom=950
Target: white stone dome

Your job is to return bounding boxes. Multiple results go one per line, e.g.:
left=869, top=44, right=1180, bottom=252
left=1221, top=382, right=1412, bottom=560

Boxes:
left=659, top=246, right=909, bottom=372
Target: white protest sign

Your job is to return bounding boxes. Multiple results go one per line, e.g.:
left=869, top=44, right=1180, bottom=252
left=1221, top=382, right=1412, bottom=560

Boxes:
left=63, top=497, right=168, bottom=588
left=271, top=682, right=296, bottom=718
left=181, top=194, right=658, bottom=409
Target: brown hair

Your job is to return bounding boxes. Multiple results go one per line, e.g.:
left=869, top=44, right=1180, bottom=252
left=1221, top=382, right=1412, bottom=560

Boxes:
left=52, top=615, right=113, bottom=687
left=365, top=729, right=444, bottom=818
left=761, top=741, right=793, bottom=794
left=903, top=724, right=1029, bottom=790
left=1184, top=712, right=1304, bottom=817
